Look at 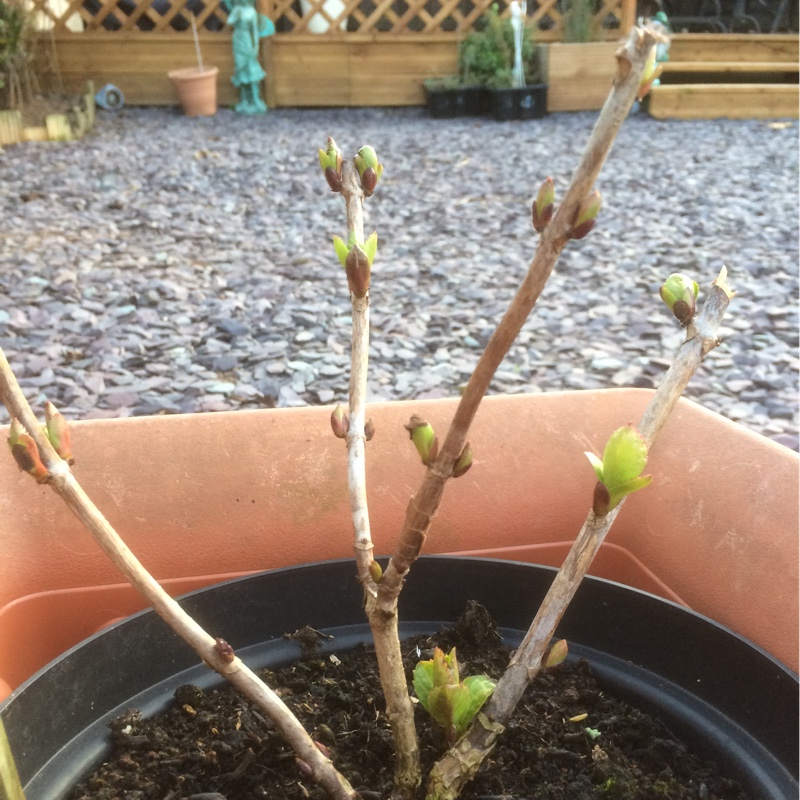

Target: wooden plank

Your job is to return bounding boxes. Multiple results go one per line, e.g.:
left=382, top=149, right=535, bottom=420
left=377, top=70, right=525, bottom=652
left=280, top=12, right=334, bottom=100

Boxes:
left=648, top=83, right=799, bottom=119
left=661, top=61, right=799, bottom=73
left=545, top=41, right=619, bottom=111
left=668, top=33, right=799, bottom=63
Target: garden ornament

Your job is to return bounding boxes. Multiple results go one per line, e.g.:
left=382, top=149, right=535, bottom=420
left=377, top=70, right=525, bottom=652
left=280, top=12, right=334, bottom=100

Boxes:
left=227, top=0, right=275, bottom=114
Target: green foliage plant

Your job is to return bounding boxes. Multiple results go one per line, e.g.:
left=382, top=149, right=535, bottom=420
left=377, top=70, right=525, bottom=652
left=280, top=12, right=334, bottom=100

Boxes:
left=0, top=0, right=33, bottom=108
left=459, top=3, right=540, bottom=89
left=561, top=0, right=599, bottom=43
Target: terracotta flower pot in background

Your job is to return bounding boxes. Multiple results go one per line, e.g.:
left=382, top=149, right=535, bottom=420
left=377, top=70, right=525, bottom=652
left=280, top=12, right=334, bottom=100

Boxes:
left=167, top=66, right=219, bottom=116
left=0, top=389, right=797, bottom=701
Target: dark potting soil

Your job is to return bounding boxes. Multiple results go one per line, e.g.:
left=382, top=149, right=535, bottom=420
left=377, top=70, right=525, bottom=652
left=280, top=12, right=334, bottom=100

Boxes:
left=69, top=604, right=749, bottom=800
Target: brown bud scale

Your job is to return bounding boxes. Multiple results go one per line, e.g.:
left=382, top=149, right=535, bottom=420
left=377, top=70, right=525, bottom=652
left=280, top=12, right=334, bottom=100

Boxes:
left=214, top=638, right=236, bottom=663
left=593, top=481, right=610, bottom=517
left=324, top=166, right=342, bottom=193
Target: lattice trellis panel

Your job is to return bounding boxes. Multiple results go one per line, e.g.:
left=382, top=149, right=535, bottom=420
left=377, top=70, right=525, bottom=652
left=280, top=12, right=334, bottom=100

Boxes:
left=26, top=0, right=632, bottom=35
left=26, top=0, right=230, bottom=32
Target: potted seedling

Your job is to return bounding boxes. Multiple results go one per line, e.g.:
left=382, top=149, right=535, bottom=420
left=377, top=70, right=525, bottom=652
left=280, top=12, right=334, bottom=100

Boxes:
left=0, top=23, right=797, bottom=800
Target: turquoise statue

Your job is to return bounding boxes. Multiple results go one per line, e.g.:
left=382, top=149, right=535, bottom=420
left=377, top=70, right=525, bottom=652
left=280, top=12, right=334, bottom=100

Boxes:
left=227, top=0, right=275, bottom=114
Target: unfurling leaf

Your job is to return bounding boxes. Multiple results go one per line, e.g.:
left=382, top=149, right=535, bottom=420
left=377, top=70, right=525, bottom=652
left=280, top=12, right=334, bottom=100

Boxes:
left=363, top=232, right=378, bottom=266
left=586, top=424, right=653, bottom=516
left=333, top=235, right=350, bottom=268
left=659, top=272, right=699, bottom=325
left=413, top=647, right=495, bottom=743
left=570, top=190, right=602, bottom=240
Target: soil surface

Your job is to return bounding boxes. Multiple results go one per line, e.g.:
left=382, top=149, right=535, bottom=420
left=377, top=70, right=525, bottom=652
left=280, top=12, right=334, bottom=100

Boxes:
left=69, top=604, right=749, bottom=800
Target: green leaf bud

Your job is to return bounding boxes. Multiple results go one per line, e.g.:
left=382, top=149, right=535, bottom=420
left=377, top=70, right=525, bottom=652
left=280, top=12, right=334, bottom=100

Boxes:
left=570, top=189, right=602, bottom=240
left=659, top=272, right=699, bottom=325
left=544, top=638, right=568, bottom=669
left=354, top=145, right=378, bottom=177
left=531, top=176, right=555, bottom=233
left=318, top=137, right=343, bottom=191
left=354, top=145, right=383, bottom=197
left=45, top=400, right=74, bottom=464
left=452, top=442, right=473, bottom=478
left=368, top=559, right=383, bottom=583
left=404, top=414, right=438, bottom=465
left=8, top=419, right=48, bottom=483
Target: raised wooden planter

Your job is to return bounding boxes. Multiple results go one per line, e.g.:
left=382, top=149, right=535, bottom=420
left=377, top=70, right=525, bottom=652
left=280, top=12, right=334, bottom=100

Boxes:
left=648, top=33, right=799, bottom=119
left=0, top=81, right=95, bottom=146
left=545, top=41, right=620, bottom=111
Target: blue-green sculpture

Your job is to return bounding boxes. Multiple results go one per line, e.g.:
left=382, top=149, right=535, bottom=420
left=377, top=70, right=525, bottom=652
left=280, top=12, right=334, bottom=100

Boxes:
left=227, top=0, right=275, bottom=114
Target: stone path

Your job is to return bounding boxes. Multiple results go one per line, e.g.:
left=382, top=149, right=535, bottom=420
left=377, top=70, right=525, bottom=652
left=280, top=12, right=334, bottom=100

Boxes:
left=0, top=107, right=797, bottom=448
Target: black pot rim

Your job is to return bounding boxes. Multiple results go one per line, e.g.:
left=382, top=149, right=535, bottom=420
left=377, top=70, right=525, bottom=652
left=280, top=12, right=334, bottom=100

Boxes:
left=2, top=556, right=798, bottom=799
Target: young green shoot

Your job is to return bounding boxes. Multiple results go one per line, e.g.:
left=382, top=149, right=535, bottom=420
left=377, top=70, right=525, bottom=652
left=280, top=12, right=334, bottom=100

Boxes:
left=413, top=648, right=495, bottom=745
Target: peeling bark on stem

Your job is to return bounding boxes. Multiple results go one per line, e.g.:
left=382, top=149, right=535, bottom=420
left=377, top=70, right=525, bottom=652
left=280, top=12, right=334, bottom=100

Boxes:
left=426, top=270, right=734, bottom=800
left=0, top=351, right=360, bottom=800
left=338, top=159, right=421, bottom=798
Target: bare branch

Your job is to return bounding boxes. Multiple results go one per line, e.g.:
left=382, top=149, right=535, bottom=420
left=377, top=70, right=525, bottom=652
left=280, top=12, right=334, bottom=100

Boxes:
left=426, top=268, right=733, bottom=800
left=336, top=157, right=421, bottom=797
left=0, top=350, right=360, bottom=800
left=377, top=24, right=666, bottom=609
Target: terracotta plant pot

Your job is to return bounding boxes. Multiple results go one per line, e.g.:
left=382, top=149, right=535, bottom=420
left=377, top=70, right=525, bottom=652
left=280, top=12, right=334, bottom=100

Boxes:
left=1, top=559, right=797, bottom=799
left=167, top=66, right=219, bottom=116
left=0, top=390, right=797, bottom=700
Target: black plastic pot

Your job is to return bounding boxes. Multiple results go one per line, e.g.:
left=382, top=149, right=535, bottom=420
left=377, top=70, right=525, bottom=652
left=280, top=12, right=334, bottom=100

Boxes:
left=489, top=82, right=548, bottom=120
left=2, top=558, right=797, bottom=799
left=425, top=86, right=487, bottom=118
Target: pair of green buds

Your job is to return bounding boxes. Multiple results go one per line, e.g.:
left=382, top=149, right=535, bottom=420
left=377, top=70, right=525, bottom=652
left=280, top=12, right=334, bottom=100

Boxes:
left=333, top=231, right=378, bottom=298
left=318, top=139, right=383, bottom=198
left=531, top=177, right=602, bottom=241
left=7, top=401, right=73, bottom=483
left=330, top=404, right=375, bottom=441
left=404, top=415, right=473, bottom=478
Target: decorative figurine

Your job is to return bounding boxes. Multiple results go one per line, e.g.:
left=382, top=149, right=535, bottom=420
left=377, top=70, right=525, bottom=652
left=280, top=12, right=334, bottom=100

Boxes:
left=227, top=0, right=275, bottom=114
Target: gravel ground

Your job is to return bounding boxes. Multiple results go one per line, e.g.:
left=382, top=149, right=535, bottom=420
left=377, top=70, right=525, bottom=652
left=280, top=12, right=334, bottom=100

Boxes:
left=0, top=107, right=797, bottom=448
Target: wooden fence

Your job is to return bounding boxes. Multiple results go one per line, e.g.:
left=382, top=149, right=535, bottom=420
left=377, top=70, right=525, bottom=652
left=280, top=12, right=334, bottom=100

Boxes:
left=26, top=0, right=636, bottom=106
